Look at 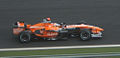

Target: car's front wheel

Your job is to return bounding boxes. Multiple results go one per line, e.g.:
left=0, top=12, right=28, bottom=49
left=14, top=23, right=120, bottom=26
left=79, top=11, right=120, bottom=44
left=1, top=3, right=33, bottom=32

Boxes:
left=79, top=29, right=91, bottom=41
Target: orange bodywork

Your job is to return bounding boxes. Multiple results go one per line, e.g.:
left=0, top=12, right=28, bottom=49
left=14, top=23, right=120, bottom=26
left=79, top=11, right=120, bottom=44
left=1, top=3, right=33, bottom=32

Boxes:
left=13, top=22, right=104, bottom=38
left=13, top=28, right=25, bottom=35
left=66, top=24, right=104, bottom=34
left=28, top=23, right=60, bottom=38
left=13, top=22, right=61, bottom=38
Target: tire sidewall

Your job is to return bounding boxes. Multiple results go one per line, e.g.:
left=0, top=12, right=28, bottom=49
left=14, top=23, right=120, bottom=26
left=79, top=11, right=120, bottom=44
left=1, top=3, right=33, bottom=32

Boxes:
left=79, top=29, right=91, bottom=41
left=19, top=31, right=31, bottom=43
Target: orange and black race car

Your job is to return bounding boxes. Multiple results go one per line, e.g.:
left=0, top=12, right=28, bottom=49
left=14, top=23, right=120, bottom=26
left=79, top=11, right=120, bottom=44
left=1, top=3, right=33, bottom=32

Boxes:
left=12, top=18, right=104, bottom=43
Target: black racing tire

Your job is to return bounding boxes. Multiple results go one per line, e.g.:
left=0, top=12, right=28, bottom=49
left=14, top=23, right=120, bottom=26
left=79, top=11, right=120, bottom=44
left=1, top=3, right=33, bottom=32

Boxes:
left=19, top=31, right=31, bottom=43
left=79, top=29, right=91, bottom=41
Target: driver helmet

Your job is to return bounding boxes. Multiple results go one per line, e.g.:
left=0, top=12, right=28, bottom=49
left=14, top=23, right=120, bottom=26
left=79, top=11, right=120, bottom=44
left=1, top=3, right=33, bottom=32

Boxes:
left=46, top=18, right=51, bottom=21
left=43, top=17, right=51, bottom=23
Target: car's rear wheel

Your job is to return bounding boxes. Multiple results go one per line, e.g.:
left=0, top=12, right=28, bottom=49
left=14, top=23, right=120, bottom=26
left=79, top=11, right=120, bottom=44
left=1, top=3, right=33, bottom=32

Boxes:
left=79, top=29, right=91, bottom=41
left=19, top=31, right=31, bottom=43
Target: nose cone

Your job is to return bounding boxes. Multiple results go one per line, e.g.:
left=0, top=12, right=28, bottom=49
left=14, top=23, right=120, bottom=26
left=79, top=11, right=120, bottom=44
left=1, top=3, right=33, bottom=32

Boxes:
left=95, top=27, right=104, bottom=31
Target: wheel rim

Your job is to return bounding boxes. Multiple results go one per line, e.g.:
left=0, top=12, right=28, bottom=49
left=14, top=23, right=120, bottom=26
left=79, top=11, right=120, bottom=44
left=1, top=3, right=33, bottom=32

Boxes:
left=20, top=33, right=30, bottom=42
left=80, top=32, right=89, bottom=40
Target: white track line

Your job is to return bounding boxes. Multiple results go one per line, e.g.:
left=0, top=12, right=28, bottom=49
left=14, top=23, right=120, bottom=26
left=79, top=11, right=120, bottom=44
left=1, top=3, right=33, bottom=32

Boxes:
left=0, top=44, right=120, bottom=51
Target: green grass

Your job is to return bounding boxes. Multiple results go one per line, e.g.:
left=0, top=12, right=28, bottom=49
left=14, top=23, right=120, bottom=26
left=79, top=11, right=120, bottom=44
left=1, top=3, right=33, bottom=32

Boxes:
left=0, top=47, right=120, bottom=57
left=98, top=56, right=120, bottom=58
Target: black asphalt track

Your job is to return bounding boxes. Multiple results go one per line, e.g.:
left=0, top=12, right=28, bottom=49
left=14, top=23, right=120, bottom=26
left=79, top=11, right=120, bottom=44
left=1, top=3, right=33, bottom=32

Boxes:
left=0, top=0, right=120, bottom=48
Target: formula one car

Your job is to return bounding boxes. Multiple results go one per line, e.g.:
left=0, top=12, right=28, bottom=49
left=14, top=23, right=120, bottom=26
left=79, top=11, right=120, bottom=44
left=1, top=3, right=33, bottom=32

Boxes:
left=12, top=18, right=104, bottom=43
